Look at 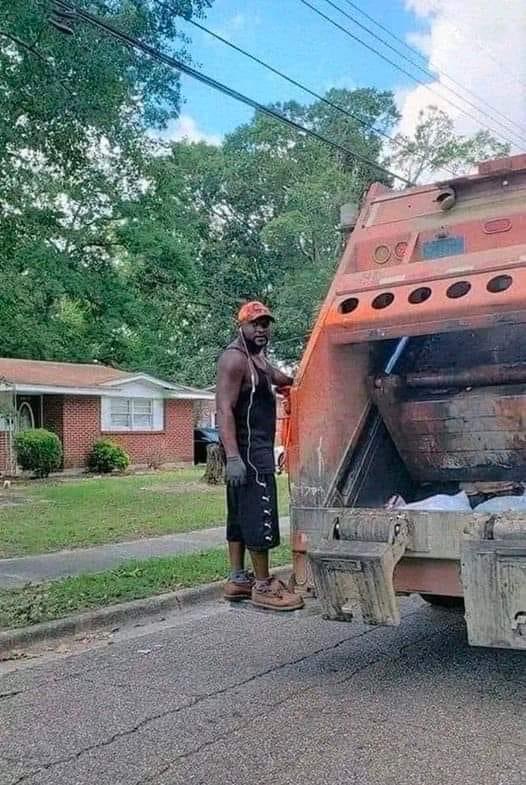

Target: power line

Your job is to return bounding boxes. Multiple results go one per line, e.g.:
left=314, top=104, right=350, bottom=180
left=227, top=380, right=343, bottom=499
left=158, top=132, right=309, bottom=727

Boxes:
left=299, top=0, right=521, bottom=151
left=182, top=13, right=396, bottom=145
left=343, top=0, right=427, bottom=60
left=0, top=29, right=76, bottom=98
left=309, top=0, right=523, bottom=149
left=321, top=0, right=526, bottom=148
left=49, top=1, right=414, bottom=186
left=172, top=10, right=457, bottom=178
left=337, top=0, right=526, bottom=143
left=0, top=30, right=48, bottom=64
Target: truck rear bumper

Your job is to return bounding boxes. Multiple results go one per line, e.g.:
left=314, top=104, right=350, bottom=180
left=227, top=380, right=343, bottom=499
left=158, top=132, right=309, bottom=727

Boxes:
left=293, top=506, right=526, bottom=650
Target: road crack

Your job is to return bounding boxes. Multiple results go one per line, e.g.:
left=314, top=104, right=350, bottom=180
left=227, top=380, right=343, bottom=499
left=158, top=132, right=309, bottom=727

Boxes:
left=0, top=689, right=24, bottom=700
left=7, top=607, right=428, bottom=785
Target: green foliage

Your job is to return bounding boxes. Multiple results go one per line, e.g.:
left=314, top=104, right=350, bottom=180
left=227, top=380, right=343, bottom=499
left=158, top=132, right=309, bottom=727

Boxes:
left=88, top=440, right=130, bottom=474
left=14, top=428, right=63, bottom=478
left=0, top=0, right=210, bottom=365
left=0, top=544, right=292, bottom=629
left=388, top=106, right=509, bottom=182
left=132, top=93, right=508, bottom=381
left=134, top=89, right=401, bottom=383
left=0, top=3, right=510, bottom=386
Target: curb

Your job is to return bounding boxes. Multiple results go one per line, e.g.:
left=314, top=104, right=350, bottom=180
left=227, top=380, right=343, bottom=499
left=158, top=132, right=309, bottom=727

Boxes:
left=0, top=566, right=292, bottom=655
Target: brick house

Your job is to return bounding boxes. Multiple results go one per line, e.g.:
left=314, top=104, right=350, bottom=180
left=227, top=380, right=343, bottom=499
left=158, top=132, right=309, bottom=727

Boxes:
left=0, top=358, right=214, bottom=474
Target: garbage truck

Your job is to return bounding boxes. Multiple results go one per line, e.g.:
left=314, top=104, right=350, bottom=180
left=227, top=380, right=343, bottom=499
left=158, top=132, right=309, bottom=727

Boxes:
left=287, top=153, right=526, bottom=650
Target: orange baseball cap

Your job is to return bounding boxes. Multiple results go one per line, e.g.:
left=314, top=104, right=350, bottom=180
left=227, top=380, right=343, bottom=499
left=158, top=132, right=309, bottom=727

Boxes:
left=237, top=301, right=274, bottom=324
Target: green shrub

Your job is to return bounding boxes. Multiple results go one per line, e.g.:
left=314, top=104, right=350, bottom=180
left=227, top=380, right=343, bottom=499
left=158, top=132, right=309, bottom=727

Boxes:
left=88, top=440, right=130, bottom=474
left=14, top=429, right=63, bottom=478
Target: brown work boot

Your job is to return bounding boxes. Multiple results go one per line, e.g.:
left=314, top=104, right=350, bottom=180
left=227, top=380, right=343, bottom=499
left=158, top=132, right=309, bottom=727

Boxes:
left=224, top=576, right=254, bottom=601
left=251, top=577, right=304, bottom=611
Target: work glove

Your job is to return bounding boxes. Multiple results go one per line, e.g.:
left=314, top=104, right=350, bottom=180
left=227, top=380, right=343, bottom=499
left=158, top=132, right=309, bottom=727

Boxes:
left=226, top=456, right=247, bottom=487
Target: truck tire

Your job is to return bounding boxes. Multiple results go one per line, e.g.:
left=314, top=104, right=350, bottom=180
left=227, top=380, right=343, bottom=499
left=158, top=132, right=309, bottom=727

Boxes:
left=420, top=594, right=464, bottom=609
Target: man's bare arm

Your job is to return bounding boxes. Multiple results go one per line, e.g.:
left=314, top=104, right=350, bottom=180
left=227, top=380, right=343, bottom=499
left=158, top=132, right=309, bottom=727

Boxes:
left=268, top=364, right=293, bottom=388
left=216, top=351, right=246, bottom=458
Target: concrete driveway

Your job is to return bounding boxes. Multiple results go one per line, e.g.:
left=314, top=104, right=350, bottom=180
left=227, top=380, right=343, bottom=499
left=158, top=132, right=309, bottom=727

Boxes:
left=0, top=596, right=524, bottom=785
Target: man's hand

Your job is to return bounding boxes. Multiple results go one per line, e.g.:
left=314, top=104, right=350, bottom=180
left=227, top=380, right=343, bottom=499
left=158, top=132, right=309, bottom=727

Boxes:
left=226, top=456, right=247, bottom=487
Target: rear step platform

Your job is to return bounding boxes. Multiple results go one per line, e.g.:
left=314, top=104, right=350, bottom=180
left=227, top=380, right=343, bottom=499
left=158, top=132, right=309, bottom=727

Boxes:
left=309, top=512, right=408, bottom=625
left=308, top=508, right=526, bottom=648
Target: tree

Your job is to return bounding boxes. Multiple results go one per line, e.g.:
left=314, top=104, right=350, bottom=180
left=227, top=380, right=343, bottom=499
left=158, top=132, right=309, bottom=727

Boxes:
left=179, top=88, right=401, bottom=376
left=109, top=92, right=510, bottom=384
left=387, top=106, right=510, bottom=183
left=0, top=12, right=511, bottom=391
left=0, top=0, right=210, bottom=363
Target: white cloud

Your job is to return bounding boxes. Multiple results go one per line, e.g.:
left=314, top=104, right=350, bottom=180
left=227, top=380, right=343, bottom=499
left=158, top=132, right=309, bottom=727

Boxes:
left=204, top=12, right=261, bottom=47
left=398, top=0, right=526, bottom=151
left=227, top=13, right=246, bottom=32
left=153, top=114, right=222, bottom=146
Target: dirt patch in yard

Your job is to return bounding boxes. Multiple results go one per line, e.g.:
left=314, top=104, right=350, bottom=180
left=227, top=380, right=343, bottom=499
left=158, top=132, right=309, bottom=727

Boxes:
left=140, top=482, right=221, bottom=495
left=0, top=494, right=35, bottom=508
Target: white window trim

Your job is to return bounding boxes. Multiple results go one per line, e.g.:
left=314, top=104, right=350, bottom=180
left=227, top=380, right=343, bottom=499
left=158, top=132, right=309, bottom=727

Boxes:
left=101, top=397, right=164, bottom=432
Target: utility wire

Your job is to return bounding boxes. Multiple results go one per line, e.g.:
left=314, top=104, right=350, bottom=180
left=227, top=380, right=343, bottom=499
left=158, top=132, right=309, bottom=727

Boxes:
left=338, top=0, right=526, bottom=141
left=183, top=13, right=395, bottom=143
left=322, top=0, right=526, bottom=147
left=0, top=28, right=76, bottom=97
left=299, top=0, right=522, bottom=151
left=340, top=0, right=526, bottom=141
left=343, top=0, right=427, bottom=59
left=169, top=9, right=456, bottom=178
left=0, top=30, right=48, bottom=64
left=50, top=1, right=414, bottom=185
left=5, top=6, right=315, bottom=345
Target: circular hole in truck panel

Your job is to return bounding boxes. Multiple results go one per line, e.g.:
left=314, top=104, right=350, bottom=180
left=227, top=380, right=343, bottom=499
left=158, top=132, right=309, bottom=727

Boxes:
left=408, top=286, right=432, bottom=304
left=487, top=274, right=512, bottom=293
left=340, top=297, right=359, bottom=314
left=446, top=281, right=471, bottom=299
left=372, top=292, right=395, bottom=309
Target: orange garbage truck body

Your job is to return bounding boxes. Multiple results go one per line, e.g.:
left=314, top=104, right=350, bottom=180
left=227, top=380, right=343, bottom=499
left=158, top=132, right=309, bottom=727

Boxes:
left=288, top=154, right=526, bottom=650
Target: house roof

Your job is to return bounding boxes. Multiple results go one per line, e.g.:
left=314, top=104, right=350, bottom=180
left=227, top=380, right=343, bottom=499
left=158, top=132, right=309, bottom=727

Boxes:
left=0, top=358, right=214, bottom=400
left=0, top=358, right=130, bottom=388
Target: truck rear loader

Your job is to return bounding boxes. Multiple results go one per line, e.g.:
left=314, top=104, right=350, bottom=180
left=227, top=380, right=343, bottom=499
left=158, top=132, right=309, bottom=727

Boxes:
left=288, top=154, right=526, bottom=650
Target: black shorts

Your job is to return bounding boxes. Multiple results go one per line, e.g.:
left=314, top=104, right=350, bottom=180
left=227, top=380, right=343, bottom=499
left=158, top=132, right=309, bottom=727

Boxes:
left=226, top=473, right=280, bottom=551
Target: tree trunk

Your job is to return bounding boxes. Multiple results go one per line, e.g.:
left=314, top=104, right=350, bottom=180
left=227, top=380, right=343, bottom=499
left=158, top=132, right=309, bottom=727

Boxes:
left=203, top=443, right=225, bottom=485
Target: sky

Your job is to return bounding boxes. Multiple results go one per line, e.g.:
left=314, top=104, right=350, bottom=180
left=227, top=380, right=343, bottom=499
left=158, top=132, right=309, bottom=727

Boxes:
left=161, top=0, right=526, bottom=155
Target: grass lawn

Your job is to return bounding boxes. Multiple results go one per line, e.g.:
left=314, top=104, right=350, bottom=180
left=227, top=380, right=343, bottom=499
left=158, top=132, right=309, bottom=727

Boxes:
left=0, top=544, right=292, bottom=629
left=0, top=469, right=290, bottom=558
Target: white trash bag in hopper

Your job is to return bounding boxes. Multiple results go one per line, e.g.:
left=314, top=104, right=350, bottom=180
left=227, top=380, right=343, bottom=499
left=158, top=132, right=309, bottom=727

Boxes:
left=393, top=491, right=472, bottom=512
left=474, top=493, right=526, bottom=513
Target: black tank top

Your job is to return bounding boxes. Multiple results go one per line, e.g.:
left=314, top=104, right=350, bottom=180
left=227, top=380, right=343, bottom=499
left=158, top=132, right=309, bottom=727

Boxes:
left=223, top=345, right=276, bottom=474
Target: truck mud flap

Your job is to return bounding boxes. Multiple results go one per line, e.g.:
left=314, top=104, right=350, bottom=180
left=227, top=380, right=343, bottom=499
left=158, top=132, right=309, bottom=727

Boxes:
left=308, top=513, right=408, bottom=625
left=462, top=514, right=526, bottom=649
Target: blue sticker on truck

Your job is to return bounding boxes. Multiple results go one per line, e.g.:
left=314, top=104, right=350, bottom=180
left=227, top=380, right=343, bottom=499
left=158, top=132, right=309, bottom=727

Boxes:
left=422, top=235, right=465, bottom=259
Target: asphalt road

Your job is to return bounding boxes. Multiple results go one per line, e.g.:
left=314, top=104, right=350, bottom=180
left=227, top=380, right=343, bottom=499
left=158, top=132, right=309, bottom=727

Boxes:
left=1, top=595, right=524, bottom=785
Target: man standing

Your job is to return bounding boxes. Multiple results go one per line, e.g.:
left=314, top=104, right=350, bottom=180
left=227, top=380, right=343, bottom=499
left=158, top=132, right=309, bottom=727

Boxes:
left=216, top=301, right=304, bottom=611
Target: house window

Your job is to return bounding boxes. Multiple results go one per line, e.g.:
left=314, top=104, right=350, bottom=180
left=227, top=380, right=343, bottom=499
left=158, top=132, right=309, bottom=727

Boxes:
left=110, top=399, right=132, bottom=429
left=103, top=397, right=163, bottom=432
left=131, top=399, right=153, bottom=428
